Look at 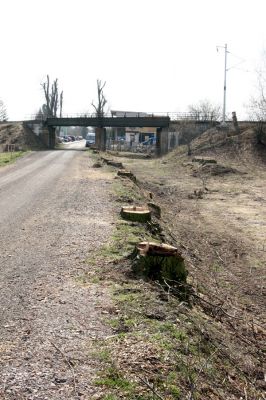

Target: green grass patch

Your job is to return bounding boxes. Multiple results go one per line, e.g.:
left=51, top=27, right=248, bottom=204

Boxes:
left=0, top=151, right=26, bottom=167
left=95, top=367, right=135, bottom=392
left=112, top=180, right=142, bottom=202
left=100, top=220, right=154, bottom=262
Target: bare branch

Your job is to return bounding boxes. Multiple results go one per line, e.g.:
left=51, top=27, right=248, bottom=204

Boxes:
left=92, top=79, right=107, bottom=118
left=0, top=99, right=8, bottom=121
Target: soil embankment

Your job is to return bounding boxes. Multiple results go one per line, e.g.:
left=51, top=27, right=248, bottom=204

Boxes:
left=101, top=126, right=265, bottom=399
left=0, top=122, right=45, bottom=151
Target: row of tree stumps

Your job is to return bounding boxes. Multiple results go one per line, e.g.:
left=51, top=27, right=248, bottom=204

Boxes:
left=118, top=168, right=188, bottom=299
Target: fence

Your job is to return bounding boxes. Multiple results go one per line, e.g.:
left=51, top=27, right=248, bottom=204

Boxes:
left=106, top=139, right=155, bottom=154
left=0, top=143, right=16, bottom=153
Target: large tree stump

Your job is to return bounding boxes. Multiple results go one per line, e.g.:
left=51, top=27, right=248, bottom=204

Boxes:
left=133, top=242, right=187, bottom=286
left=117, top=170, right=137, bottom=183
left=101, top=157, right=124, bottom=169
left=121, top=206, right=151, bottom=222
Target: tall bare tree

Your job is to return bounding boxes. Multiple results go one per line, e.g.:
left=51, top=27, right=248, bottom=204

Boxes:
left=0, top=99, right=8, bottom=121
left=59, top=91, right=63, bottom=118
left=41, top=75, right=63, bottom=118
left=248, top=53, right=266, bottom=121
left=91, top=79, right=107, bottom=117
left=247, top=53, right=266, bottom=145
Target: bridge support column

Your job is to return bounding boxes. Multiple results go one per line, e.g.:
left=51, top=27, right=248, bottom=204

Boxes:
left=156, top=127, right=169, bottom=157
left=48, top=127, right=56, bottom=148
left=39, top=125, right=56, bottom=148
left=95, top=127, right=106, bottom=151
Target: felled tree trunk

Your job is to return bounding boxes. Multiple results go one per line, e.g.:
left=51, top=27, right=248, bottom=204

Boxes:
left=133, top=242, right=187, bottom=295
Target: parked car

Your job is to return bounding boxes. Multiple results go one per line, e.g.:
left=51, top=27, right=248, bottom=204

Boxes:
left=85, top=133, right=95, bottom=147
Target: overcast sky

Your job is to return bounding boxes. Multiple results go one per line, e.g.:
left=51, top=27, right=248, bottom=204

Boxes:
left=1, top=0, right=266, bottom=120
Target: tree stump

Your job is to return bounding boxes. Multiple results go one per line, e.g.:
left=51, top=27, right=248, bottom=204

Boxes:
left=92, top=161, right=102, bottom=168
left=133, top=242, right=187, bottom=286
left=107, top=160, right=124, bottom=169
left=101, top=157, right=124, bottom=169
left=117, top=170, right=137, bottom=183
left=192, top=157, right=217, bottom=165
left=121, top=206, right=151, bottom=222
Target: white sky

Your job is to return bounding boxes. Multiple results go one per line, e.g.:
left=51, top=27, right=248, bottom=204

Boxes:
left=0, top=0, right=266, bottom=120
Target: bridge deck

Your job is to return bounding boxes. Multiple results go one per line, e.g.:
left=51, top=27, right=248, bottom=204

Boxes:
left=46, top=116, right=170, bottom=128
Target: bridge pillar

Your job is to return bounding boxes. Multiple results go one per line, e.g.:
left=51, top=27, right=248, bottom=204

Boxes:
left=156, top=127, right=169, bottom=156
left=39, top=125, right=56, bottom=148
left=48, top=127, right=56, bottom=148
left=95, top=127, right=106, bottom=151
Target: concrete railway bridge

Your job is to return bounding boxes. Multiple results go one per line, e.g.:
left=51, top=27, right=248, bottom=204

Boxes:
left=24, top=113, right=216, bottom=155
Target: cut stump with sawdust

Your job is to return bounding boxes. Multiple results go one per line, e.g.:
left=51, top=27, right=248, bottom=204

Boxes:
left=121, top=206, right=151, bottom=222
left=133, top=242, right=187, bottom=288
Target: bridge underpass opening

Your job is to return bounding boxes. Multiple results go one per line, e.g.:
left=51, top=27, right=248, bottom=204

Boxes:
left=44, top=115, right=170, bottom=154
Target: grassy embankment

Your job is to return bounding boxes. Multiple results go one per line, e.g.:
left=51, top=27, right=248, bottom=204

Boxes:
left=0, top=151, right=26, bottom=167
left=77, top=142, right=265, bottom=400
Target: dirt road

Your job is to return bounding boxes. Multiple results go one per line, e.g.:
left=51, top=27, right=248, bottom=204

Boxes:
left=0, top=146, right=114, bottom=399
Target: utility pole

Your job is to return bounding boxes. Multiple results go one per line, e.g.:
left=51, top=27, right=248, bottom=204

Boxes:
left=223, top=43, right=228, bottom=125
left=217, top=43, right=229, bottom=125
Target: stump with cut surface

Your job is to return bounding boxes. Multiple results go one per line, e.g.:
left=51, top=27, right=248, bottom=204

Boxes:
left=121, top=206, right=151, bottom=222
left=133, top=242, right=187, bottom=286
left=117, top=170, right=137, bottom=183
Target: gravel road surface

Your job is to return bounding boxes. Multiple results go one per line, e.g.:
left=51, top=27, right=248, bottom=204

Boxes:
left=0, top=145, right=114, bottom=399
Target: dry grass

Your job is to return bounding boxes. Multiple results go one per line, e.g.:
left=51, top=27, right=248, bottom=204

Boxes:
left=88, top=127, right=266, bottom=399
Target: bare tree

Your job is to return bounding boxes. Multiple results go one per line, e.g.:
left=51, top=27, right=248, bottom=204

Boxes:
left=59, top=91, right=63, bottom=118
left=247, top=53, right=266, bottom=145
left=41, top=75, right=63, bottom=118
left=248, top=53, right=266, bottom=121
left=188, top=100, right=221, bottom=122
left=0, top=99, right=8, bottom=121
left=91, top=79, right=107, bottom=118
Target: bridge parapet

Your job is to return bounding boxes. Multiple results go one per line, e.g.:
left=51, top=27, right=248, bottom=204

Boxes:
left=24, top=111, right=220, bottom=125
left=45, top=116, right=170, bottom=128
